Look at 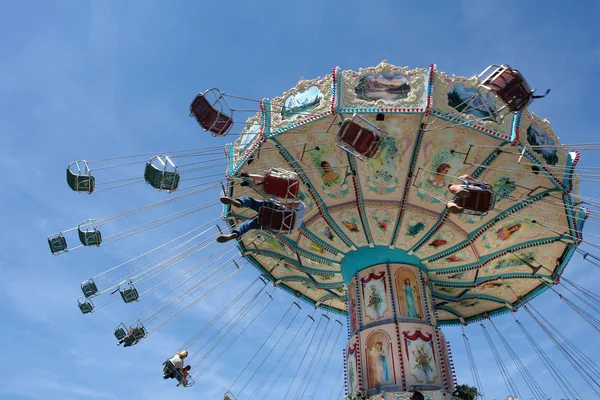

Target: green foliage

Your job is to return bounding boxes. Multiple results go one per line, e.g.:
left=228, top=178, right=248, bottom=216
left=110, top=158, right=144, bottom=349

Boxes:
left=345, top=389, right=369, bottom=400
left=453, top=383, right=481, bottom=400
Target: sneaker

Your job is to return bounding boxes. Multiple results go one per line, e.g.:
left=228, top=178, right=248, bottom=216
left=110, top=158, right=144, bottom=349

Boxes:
left=446, top=203, right=464, bottom=214
left=220, top=197, right=242, bottom=207
left=217, top=232, right=239, bottom=243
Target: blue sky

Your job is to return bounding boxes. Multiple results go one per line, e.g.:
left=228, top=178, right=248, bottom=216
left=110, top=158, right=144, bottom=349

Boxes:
left=1, top=1, right=600, bottom=399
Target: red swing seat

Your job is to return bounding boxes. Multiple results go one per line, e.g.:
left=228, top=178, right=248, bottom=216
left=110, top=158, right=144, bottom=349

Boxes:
left=336, top=114, right=384, bottom=160
left=479, top=65, right=534, bottom=113
left=264, top=168, right=300, bottom=199
left=258, top=206, right=296, bottom=231
left=189, top=89, right=233, bottom=136
left=455, top=187, right=496, bottom=216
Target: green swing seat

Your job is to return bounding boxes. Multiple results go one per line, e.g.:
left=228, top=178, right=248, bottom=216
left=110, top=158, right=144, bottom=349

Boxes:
left=78, top=299, right=94, bottom=314
left=114, top=326, right=128, bottom=341
left=66, top=168, right=95, bottom=193
left=130, top=325, right=146, bottom=340
left=67, top=160, right=95, bottom=193
left=78, top=222, right=102, bottom=247
left=144, top=160, right=180, bottom=192
left=81, top=279, right=99, bottom=298
left=48, top=233, right=68, bottom=255
left=120, top=282, right=140, bottom=303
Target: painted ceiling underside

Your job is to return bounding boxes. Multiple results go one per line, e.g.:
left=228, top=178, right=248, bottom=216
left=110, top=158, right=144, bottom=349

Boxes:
left=222, top=61, right=587, bottom=325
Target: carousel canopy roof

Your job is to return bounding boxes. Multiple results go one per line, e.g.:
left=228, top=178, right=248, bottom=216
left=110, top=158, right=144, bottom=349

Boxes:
left=223, top=61, right=587, bottom=325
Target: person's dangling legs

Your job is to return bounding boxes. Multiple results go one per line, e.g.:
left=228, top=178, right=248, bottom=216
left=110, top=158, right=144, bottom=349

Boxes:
left=448, top=184, right=471, bottom=199
left=217, top=196, right=277, bottom=243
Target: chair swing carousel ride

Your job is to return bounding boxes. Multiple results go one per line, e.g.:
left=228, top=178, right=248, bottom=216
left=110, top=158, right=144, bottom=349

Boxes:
left=48, top=61, right=600, bottom=399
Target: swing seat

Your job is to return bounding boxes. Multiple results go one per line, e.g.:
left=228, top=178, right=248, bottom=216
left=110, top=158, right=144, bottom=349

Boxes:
left=336, top=114, right=384, bottom=160
left=190, top=89, right=234, bottom=136
left=175, top=370, right=185, bottom=381
left=67, top=169, right=95, bottom=193
left=258, top=206, right=296, bottom=232
left=455, top=187, right=496, bottom=216
left=67, top=160, right=95, bottom=193
left=48, top=233, right=68, bottom=255
left=81, top=279, right=99, bottom=298
left=479, top=65, right=534, bottom=112
left=78, top=298, right=94, bottom=314
left=144, top=164, right=180, bottom=192
left=144, top=155, right=179, bottom=192
left=120, top=286, right=140, bottom=303
left=130, top=326, right=146, bottom=340
left=264, top=168, right=300, bottom=199
left=114, top=326, right=127, bottom=341
left=164, top=360, right=175, bottom=374
left=78, top=227, right=102, bottom=246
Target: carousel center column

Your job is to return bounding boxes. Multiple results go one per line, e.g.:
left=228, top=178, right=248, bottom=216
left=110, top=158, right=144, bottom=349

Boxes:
left=344, top=261, right=453, bottom=399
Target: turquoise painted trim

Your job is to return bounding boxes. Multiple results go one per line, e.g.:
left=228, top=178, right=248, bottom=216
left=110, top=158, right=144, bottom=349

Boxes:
left=436, top=278, right=552, bottom=326
left=347, top=154, right=374, bottom=246
left=429, top=109, right=509, bottom=141
left=338, top=107, right=424, bottom=114
left=273, top=275, right=345, bottom=289
left=273, top=232, right=340, bottom=265
left=226, top=100, right=270, bottom=176
left=263, top=98, right=271, bottom=136
left=299, top=228, right=344, bottom=256
left=245, top=254, right=346, bottom=316
left=428, top=236, right=561, bottom=274
left=562, top=150, right=576, bottom=190
left=432, top=272, right=551, bottom=287
left=335, top=66, right=342, bottom=112
left=247, top=249, right=337, bottom=275
left=340, top=246, right=425, bottom=283
left=562, top=192, right=577, bottom=240
left=425, top=188, right=559, bottom=262
left=509, top=112, right=521, bottom=144
left=270, top=137, right=356, bottom=249
left=435, top=292, right=522, bottom=305
left=266, top=113, right=332, bottom=139
left=389, top=118, right=426, bottom=246
left=554, top=244, right=576, bottom=279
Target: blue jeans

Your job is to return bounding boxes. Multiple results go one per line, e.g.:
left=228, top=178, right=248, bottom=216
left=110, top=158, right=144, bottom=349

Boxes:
left=234, top=197, right=281, bottom=237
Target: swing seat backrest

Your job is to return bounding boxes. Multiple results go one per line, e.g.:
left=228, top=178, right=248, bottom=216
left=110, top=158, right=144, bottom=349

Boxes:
left=144, top=163, right=180, bottom=191
left=48, top=234, right=68, bottom=255
left=66, top=169, right=95, bottom=193
left=78, top=302, right=93, bottom=314
left=130, top=326, right=146, bottom=340
left=258, top=207, right=296, bottom=232
left=175, top=370, right=185, bottom=381
left=264, top=170, right=300, bottom=199
left=78, top=229, right=102, bottom=246
left=336, top=119, right=383, bottom=159
left=482, top=67, right=533, bottom=112
left=114, top=327, right=127, bottom=341
left=190, top=94, right=233, bottom=136
left=120, top=287, right=140, bottom=303
left=455, top=188, right=496, bottom=216
left=81, top=280, right=99, bottom=298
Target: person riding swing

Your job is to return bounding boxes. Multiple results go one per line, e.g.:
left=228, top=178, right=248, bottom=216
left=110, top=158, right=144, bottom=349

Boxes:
left=446, top=174, right=495, bottom=215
